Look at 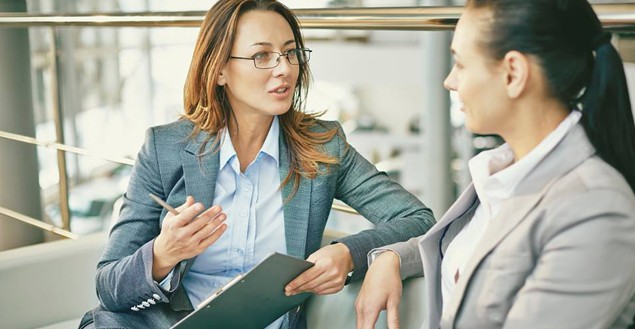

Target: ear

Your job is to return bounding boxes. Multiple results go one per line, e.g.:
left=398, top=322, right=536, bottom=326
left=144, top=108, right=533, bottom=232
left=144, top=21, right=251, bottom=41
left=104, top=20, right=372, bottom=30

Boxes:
left=501, top=50, right=529, bottom=99
left=217, top=65, right=228, bottom=86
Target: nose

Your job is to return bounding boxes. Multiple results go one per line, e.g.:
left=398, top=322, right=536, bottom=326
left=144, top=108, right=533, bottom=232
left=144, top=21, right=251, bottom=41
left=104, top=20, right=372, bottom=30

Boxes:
left=272, top=54, right=292, bottom=77
left=443, top=65, right=457, bottom=91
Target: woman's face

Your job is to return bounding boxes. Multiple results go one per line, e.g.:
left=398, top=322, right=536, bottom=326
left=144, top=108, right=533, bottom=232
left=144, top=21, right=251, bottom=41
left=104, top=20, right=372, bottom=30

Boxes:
left=219, top=10, right=300, bottom=120
left=443, top=8, right=510, bottom=135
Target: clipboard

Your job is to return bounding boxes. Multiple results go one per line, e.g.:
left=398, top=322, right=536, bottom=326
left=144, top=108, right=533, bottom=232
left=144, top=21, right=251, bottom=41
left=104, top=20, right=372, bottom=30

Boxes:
left=171, top=252, right=314, bottom=329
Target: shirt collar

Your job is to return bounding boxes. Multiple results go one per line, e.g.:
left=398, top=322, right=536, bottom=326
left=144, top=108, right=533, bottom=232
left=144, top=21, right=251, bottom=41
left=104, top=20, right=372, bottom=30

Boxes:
left=469, top=110, right=582, bottom=201
left=218, top=116, right=280, bottom=170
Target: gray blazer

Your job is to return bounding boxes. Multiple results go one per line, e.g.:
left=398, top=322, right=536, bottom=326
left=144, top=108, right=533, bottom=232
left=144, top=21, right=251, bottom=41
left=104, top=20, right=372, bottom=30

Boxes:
left=86, top=119, right=434, bottom=329
left=388, top=124, right=635, bottom=329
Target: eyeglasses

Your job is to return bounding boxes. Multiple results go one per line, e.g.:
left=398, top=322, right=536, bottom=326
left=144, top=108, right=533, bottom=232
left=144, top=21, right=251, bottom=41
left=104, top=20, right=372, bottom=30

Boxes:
left=229, top=48, right=312, bottom=69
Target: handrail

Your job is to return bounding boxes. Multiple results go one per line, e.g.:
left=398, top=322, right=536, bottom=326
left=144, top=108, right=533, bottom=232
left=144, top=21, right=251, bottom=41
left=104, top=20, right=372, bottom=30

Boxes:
left=0, top=206, right=78, bottom=240
left=0, top=5, right=633, bottom=31
left=0, top=131, right=135, bottom=166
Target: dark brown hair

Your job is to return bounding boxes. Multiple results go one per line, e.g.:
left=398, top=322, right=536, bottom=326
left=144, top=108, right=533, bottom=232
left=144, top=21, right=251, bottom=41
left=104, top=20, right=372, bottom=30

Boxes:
left=467, top=0, right=635, bottom=192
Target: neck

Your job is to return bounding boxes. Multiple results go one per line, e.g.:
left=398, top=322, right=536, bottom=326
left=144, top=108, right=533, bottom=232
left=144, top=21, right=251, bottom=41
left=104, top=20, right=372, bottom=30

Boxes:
left=227, top=112, right=275, bottom=172
left=501, top=98, right=569, bottom=161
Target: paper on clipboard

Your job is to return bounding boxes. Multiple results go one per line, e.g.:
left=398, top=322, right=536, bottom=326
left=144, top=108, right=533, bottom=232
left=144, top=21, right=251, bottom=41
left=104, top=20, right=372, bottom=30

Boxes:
left=171, top=252, right=314, bottom=329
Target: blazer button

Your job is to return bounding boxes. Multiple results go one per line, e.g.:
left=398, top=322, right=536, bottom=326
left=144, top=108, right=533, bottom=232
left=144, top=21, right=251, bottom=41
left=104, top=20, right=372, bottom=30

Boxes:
left=131, top=306, right=139, bottom=311
left=142, top=301, right=151, bottom=307
left=153, top=294, right=161, bottom=300
left=137, top=304, right=145, bottom=309
left=148, top=298, right=156, bottom=305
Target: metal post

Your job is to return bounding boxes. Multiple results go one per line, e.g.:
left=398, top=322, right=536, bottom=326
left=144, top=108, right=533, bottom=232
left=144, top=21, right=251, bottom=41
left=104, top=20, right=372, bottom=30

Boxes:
left=419, top=0, right=453, bottom=216
left=0, top=0, right=44, bottom=250
left=49, top=27, right=71, bottom=232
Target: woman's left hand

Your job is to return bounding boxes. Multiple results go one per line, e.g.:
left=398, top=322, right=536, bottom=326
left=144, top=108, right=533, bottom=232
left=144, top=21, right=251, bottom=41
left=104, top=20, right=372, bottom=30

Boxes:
left=284, top=243, right=354, bottom=296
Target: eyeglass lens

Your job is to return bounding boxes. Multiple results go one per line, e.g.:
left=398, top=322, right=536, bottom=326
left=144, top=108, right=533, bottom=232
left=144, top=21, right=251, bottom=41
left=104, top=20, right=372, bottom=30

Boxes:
left=255, top=49, right=310, bottom=68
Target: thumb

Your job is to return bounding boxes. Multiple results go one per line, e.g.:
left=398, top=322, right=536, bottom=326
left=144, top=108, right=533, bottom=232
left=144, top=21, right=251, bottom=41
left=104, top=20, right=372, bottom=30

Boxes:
left=175, top=196, right=195, bottom=212
left=387, top=301, right=400, bottom=329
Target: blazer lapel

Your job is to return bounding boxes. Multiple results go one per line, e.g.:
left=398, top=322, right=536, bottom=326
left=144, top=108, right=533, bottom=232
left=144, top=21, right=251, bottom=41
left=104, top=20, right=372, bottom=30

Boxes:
left=181, top=133, right=220, bottom=208
left=443, top=124, right=596, bottom=323
left=278, top=133, right=312, bottom=259
left=180, top=133, right=220, bottom=280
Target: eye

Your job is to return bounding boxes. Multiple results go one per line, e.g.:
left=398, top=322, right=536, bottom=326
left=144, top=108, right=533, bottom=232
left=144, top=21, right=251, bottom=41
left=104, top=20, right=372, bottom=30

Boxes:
left=252, top=52, right=272, bottom=61
left=285, top=49, right=298, bottom=59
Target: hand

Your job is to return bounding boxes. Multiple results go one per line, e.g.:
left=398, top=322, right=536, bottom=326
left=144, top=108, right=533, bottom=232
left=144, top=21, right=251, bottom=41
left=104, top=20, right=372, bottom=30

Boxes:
left=152, top=196, right=227, bottom=281
left=284, top=243, right=354, bottom=296
left=355, top=251, right=402, bottom=329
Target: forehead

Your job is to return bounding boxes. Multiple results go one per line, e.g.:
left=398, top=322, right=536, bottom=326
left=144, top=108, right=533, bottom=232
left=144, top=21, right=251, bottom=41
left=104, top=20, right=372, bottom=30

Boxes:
left=451, top=8, right=491, bottom=54
left=233, top=10, right=295, bottom=49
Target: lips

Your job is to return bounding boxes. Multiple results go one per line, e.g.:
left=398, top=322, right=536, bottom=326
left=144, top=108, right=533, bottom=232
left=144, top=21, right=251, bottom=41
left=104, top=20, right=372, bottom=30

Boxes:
left=268, top=84, right=290, bottom=94
left=268, top=84, right=292, bottom=99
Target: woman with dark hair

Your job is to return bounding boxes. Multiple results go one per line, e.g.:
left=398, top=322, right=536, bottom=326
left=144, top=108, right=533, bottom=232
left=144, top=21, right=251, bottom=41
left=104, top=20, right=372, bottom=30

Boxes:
left=355, top=0, right=635, bottom=328
left=79, top=1, right=434, bottom=328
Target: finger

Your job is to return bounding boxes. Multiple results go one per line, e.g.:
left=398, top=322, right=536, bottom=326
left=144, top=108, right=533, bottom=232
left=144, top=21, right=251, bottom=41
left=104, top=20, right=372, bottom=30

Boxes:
left=172, top=202, right=204, bottom=226
left=386, top=301, right=400, bottom=329
left=191, top=212, right=227, bottom=241
left=309, top=281, right=344, bottom=295
left=295, top=270, right=345, bottom=294
left=356, top=301, right=381, bottom=329
left=184, top=205, right=224, bottom=234
left=285, top=267, right=322, bottom=295
left=197, top=223, right=228, bottom=250
left=174, top=196, right=195, bottom=212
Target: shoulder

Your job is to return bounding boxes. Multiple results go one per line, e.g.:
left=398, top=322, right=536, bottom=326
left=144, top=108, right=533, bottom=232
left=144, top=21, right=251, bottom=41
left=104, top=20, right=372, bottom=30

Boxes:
left=148, top=118, right=195, bottom=143
left=549, top=155, right=634, bottom=204
left=539, top=155, right=635, bottom=230
left=310, top=119, right=343, bottom=133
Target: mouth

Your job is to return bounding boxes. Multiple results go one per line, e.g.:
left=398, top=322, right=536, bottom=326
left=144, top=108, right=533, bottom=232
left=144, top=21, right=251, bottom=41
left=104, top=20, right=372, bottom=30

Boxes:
left=268, top=85, right=292, bottom=99
left=270, top=87, right=289, bottom=95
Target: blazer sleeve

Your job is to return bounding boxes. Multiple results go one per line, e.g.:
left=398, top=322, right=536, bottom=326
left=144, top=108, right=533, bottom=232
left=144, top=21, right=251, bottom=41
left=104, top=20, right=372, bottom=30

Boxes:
left=331, top=122, right=435, bottom=281
left=368, top=236, right=425, bottom=280
left=502, top=189, right=635, bottom=329
left=95, top=127, right=185, bottom=312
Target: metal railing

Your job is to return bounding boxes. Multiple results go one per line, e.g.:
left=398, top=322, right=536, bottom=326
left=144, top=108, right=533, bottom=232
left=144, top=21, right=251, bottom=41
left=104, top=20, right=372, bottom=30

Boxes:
left=0, top=4, right=634, bottom=239
left=0, top=5, right=633, bottom=31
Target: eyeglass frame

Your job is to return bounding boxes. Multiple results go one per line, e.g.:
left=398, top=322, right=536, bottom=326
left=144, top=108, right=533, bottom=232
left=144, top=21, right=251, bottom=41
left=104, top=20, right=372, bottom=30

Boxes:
left=229, top=48, right=312, bottom=69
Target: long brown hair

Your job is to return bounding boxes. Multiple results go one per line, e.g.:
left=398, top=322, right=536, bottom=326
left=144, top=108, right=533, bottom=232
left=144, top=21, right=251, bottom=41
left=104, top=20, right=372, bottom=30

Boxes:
left=182, top=0, right=339, bottom=198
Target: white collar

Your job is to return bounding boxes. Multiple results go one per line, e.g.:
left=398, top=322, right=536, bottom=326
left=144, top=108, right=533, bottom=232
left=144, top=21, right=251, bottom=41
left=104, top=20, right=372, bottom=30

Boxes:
left=469, top=110, right=582, bottom=205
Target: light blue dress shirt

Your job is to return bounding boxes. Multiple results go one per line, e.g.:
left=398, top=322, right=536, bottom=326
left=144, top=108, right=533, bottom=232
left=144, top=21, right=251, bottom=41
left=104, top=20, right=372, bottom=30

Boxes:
left=181, top=116, right=287, bottom=328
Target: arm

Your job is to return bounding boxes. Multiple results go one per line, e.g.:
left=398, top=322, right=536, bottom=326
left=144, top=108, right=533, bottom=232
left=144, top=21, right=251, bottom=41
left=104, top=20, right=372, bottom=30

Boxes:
left=95, top=127, right=169, bottom=312
left=95, top=128, right=227, bottom=311
left=284, top=122, right=433, bottom=296
left=333, top=123, right=434, bottom=281
left=502, top=190, right=635, bottom=329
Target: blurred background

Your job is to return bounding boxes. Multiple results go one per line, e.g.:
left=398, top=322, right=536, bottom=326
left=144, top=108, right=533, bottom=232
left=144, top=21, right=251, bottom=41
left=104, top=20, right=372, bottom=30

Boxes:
left=1, top=0, right=634, bottom=250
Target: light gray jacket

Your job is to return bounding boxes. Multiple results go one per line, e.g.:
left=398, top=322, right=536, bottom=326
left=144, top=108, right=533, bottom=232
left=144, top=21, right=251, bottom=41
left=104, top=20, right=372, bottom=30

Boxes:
left=388, top=124, right=635, bottom=329
left=86, top=119, right=434, bottom=329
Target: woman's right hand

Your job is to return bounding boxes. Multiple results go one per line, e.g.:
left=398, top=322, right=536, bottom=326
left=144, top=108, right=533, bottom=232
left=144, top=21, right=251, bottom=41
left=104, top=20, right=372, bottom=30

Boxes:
left=355, top=251, right=403, bottom=329
left=152, top=196, right=227, bottom=281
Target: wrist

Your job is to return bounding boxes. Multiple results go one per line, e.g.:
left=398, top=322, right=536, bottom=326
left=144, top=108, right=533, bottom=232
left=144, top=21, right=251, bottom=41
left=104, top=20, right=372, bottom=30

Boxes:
left=152, top=239, right=177, bottom=280
left=376, top=251, right=400, bottom=270
left=335, top=242, right=354, bottom=272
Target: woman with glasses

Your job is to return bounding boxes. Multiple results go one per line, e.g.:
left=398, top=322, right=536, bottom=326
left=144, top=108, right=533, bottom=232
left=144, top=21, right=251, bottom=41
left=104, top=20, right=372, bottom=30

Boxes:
left=80, top=1, right=434, bottom=328
left=355, top=0, right=635, bottom=328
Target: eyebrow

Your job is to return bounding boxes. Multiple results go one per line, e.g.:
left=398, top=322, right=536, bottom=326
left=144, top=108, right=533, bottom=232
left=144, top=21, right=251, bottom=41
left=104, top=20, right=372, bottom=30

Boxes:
left=250, top=39, right=296, bottom=48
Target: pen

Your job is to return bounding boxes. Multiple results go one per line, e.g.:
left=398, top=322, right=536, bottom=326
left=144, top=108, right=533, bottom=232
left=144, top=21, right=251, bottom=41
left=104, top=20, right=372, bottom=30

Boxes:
left=148, top=193, right=180, bottom=215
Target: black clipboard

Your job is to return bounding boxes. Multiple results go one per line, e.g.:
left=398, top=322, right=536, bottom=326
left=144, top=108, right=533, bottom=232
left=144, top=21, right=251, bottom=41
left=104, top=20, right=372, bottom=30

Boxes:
left=171, top=252, right=314, bottom=329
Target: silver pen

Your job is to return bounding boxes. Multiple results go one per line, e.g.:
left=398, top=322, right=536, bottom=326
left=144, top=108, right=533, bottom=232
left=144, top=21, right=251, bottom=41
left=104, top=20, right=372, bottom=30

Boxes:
left=148, top=193, right=180, bottom=215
